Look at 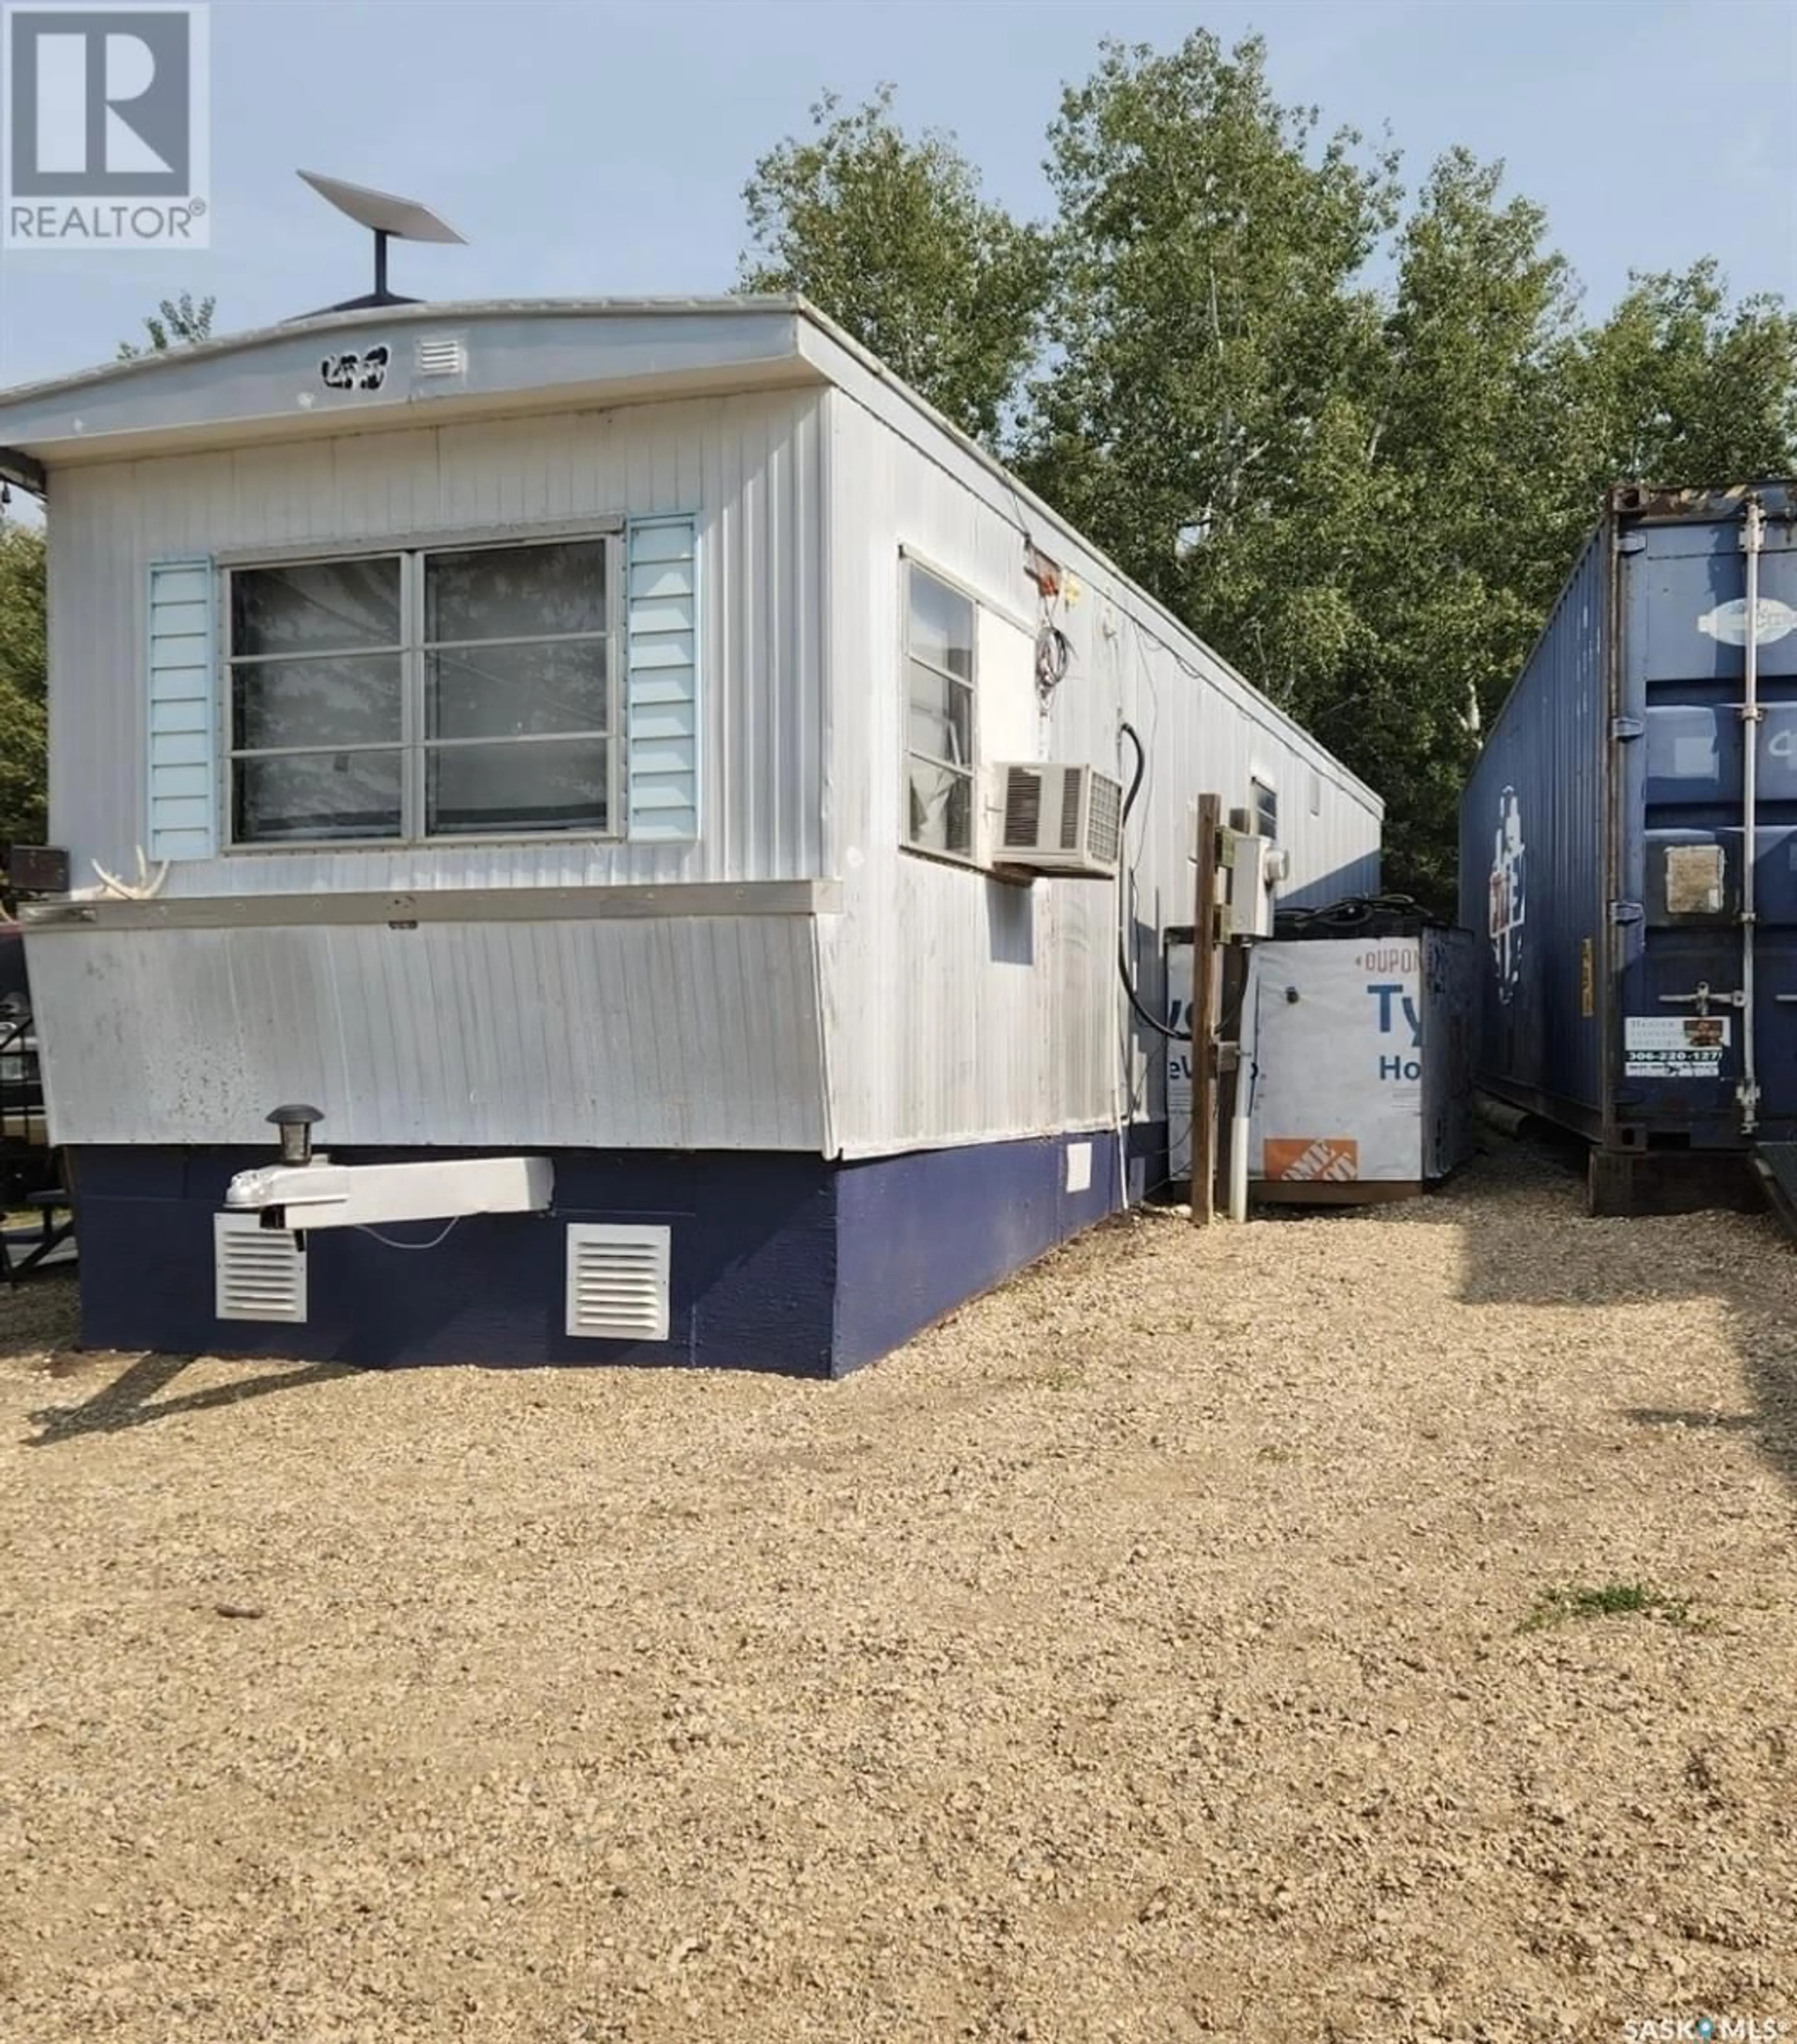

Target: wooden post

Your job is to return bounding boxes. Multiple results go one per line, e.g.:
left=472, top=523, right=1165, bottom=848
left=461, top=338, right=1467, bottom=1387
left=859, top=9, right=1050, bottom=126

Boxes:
left=1189, top=793, right=1223, bottom=1224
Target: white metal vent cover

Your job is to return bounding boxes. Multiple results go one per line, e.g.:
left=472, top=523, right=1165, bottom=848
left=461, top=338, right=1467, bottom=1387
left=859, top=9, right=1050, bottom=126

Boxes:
left=414, top=334, right=468, bottom=378
left=214, top=1212, right=307, bottom=1323
left=565, top=1224, right=671, bottom=1341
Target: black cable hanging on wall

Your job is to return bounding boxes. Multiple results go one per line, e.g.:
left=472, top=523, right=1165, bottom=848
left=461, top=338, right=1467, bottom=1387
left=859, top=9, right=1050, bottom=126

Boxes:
left=1117, top=721, right=1191, bottom=1044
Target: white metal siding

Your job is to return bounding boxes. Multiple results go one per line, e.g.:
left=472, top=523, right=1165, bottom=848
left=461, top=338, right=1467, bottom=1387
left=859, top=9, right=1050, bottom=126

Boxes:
left=818, top=386, right=1382, bottom=1157
left=26, top=915, right=829, bottom=1151
left=47, top=389, right=826, bottom=894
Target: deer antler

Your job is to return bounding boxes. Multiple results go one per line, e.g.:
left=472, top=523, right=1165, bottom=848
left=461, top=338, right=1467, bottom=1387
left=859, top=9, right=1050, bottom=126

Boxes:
left=91, top=846, right=171, bottom=901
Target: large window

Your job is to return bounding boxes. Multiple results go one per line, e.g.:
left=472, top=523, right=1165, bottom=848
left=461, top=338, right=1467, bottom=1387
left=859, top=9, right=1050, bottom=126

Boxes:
left=227, top=536, right=618, bottom=845
left=903, top=559, right=977, bottom=861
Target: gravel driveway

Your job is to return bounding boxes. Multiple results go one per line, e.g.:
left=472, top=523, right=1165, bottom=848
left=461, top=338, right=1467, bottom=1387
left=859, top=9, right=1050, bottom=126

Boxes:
left=2, top=1140, right=1794, bottom=2043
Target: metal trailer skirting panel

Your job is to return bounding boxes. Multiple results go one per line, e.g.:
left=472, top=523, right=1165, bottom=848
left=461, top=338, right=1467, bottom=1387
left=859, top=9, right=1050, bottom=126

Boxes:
left=24, top=912, right=829, bottom=1151
left=1460, top=481, right=1797, bottom=1153
left=67, top=1129, right=1127, bottom=1375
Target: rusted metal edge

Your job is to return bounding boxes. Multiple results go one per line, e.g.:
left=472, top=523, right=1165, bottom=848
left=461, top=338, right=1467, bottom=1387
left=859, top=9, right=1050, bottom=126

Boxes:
left=20, top=878, right=842, bottom=932
left=1608, top=479, right=1794, bottom=525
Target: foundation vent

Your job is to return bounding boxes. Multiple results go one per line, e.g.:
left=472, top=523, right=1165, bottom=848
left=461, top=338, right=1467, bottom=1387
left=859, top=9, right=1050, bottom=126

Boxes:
left=214, top=1213, right=308, bottom=1323
left=565, top=1224, right=671, bottom=1341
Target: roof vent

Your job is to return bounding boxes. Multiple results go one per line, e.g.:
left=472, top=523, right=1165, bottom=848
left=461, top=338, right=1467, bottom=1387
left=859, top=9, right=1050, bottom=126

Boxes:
left=565, top=1224, right=671, bottom=1342
left=214, top=1213, right=307, bottom=1323
left=415, top=335, right=468, bottom=378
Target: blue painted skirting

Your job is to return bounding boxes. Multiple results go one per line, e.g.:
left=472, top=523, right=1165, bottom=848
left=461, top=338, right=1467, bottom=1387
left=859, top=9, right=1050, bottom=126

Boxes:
left=66, top=1130, right=1143, bottom=1378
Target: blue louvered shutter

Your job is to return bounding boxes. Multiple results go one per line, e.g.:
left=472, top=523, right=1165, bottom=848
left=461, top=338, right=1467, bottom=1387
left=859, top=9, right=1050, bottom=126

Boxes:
left=146, top=559, right=218, bottom=860
left=625, top=517, right=699, bottom=842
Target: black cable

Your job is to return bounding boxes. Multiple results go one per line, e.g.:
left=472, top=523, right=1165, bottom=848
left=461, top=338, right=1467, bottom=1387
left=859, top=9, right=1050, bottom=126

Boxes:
left=1274, top=891, right=1425, bottom=938
left=1116, top=721, right=1191, bottom=1043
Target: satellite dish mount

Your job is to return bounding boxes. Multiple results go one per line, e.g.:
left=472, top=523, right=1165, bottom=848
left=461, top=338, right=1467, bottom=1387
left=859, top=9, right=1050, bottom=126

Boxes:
left=296, top=170, right=467, bottom=316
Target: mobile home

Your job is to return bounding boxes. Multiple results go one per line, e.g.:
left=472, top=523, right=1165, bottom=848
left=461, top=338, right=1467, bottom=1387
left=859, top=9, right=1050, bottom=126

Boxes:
left=0, top=298, right=1380, bottom=1372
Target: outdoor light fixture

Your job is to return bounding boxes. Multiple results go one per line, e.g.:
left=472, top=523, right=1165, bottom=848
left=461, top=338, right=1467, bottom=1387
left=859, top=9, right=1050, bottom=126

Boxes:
left=266, top=1103, right=323, bottom=1167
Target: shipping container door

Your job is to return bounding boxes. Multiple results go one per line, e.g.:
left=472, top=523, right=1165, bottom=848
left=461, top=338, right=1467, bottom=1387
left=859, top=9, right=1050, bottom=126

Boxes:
left=1622, top=502, right=1797, bottom=1140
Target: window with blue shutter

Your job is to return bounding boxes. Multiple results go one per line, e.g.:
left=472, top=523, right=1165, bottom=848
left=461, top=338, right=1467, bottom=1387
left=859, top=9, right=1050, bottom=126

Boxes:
left=626, top=516, right=699, bottom=842
left=146, top=559, right=218, bottom=861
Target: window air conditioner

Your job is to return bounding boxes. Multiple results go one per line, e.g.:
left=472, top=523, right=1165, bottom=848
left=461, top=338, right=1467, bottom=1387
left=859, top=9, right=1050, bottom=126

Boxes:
left=993, top=763, right=1124, bottom=878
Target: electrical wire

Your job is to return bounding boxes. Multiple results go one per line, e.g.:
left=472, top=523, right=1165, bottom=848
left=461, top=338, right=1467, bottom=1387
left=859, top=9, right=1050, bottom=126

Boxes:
left=1274, top=892, right=1425, bottom=936
left=353, top=1216, right=463, bottom=1251
left=1116, top=721, right=1192, bottom=1044
left=1036, top=620, right=1072, bottom=703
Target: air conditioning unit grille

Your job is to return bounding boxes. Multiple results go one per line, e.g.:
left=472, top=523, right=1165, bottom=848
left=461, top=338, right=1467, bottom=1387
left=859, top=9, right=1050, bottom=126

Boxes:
left=214, top=1213, right=307, bottom=1323
left=1002, top=768, right=1044, bottom=850
left=1087, top=773, right=1122, bottom=866
left=566, top=1224, right=672, bottom=1341
left=1059, top=767, right=1082, bottom=851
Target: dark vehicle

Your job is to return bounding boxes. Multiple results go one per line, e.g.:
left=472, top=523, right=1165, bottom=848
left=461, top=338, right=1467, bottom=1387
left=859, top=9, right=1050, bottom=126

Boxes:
left=1459, top=481, right=1797, bottom=1213
left=1, top=924, right=52, bottom=1201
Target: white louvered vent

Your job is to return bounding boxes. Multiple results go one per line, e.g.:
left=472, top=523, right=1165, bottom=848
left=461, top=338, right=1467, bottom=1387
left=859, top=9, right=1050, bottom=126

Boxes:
left=214, top=1213, right=307, bottom=1323
left=565, top=1224, right=671, bottom=1341
left=414, top=335, right=468, bottom=378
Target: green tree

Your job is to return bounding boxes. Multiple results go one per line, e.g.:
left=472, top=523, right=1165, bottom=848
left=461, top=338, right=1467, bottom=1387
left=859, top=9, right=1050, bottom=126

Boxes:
left=734, top=29, right=1796, bottom=905
left=1021, top=32, right=1399, bottom=612
left=1565, top=259, right=1797, bottom=501
left=0, top=525, right=47, bottom=850
left=739, top=87, right=1046, bottom=445
left=1322, top=149, right=1583, bottom=901
left=117, top=290, right=215, bottom=360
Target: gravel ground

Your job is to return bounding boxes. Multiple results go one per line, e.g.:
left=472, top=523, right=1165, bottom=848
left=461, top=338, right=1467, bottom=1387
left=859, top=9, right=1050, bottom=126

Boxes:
left=2, top=1139, right=1795, bottom=2044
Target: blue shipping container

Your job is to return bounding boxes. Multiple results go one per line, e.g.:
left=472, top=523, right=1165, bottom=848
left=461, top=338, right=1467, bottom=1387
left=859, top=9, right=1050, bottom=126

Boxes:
left=1459, top=482, right=1797, bottom=1206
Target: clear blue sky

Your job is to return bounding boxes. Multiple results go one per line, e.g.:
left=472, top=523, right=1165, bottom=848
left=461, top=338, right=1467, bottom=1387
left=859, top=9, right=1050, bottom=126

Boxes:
left=0, top=0, right=1792, bottom=387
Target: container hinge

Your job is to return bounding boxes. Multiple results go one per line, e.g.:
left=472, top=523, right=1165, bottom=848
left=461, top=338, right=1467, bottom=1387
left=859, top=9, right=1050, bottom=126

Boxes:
left=1610, top=715, right=1645, bottom=742
left=1608, top=899, right=1644, bottom=925
left=1618, top=533, right=1649, bottom=555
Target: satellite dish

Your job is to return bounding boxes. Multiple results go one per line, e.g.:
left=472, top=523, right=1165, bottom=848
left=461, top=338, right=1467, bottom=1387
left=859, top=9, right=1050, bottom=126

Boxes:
left=294, top=169, right=467, bottom=316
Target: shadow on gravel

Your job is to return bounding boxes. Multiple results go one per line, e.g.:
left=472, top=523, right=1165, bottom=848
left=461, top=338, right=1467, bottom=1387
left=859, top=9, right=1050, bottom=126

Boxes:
left=1361, top=1134, right=1797, bottom=1505
left=23, top=1348, right=358, bottom=1447
left=1, top=1270, right=356, bottom=1447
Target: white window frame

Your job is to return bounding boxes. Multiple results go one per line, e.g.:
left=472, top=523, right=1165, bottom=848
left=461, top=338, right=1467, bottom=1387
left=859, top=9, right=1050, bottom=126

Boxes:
left=1249, top=773, right=1280, bottom=843
left=900, top=553, right=980, bottom=869
left=223, top=529, right=625, bottom=851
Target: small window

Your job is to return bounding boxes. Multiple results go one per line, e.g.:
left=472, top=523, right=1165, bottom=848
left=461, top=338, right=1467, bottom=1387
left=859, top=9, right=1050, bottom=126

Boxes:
left=1250, top=776, right=1279, bottom=842
left=903, top=560, right=977, bottom=861
left=227, top=536, right=618, bottom=846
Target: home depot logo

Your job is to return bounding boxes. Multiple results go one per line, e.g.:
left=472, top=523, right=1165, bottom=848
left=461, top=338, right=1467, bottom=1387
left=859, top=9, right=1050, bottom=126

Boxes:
left=1265, top=1137, right=1359, bottom=1183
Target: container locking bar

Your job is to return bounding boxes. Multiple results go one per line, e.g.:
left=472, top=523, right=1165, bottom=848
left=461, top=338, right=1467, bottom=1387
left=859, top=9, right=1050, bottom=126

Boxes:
left=1658, top=983, right=1746, bottom=1017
